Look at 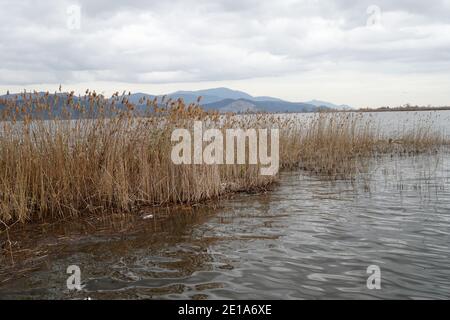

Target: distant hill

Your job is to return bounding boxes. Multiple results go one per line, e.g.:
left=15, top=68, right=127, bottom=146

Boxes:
left=306, top=99, right=353, bottom=110
left=172, top=87, right=252, bottom=102
left=1, top=88, right=353, bottom=116
left=126, top=92, right=157, bottom=105
left=167, top=88, right=350, bottom=112
left=203, top=98, right=320, bottom=113
left=0, top=92, right=85, bottom=119
left=0, top=92, right=138, bottom=119
left=124, top=88, right=252, bottom=105
left=167, top=87, right=296, bottom=105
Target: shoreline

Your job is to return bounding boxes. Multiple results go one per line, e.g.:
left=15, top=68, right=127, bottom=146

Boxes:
left=0, top=95, right=448, bottom=224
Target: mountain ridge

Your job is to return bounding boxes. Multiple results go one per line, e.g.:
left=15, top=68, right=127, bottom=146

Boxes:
left=124, top=88, right=352, bottom=113
left=1, top=88, right=352, bottom=114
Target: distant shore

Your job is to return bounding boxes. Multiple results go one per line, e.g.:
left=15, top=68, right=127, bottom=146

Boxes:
left=354, top=107, right=450, bottom=112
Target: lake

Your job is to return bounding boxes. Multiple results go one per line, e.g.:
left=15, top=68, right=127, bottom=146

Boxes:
left=0, top=111, right=449, bottom=299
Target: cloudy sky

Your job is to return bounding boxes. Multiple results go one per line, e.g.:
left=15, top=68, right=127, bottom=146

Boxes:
left=1, top=0, right=450, bottom=107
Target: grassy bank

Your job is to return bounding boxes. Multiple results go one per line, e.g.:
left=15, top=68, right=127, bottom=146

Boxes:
left=0, top=91, right=446, bottom=223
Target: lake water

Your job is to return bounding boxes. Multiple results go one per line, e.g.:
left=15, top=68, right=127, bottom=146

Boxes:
left=288, top=110, right=450, bottom=138
left=0, top=111, right=449, bottom=299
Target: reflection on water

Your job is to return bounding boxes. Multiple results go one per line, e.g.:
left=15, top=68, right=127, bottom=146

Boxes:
left=1, top=152, right=450, bottom=299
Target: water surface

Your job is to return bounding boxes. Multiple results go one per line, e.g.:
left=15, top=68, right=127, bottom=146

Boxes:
left=1, top=152, right=449, bottom=299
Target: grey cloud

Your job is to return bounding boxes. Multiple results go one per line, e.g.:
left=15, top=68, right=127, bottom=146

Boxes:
left=0, top=0, right=450, bottom=85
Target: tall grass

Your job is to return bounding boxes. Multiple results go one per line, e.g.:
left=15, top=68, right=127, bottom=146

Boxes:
left=279, top=112, right=446, bottom=179
left=0, top=91, right=446, bottom=223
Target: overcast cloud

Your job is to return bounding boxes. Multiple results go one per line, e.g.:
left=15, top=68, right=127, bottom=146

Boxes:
left=1, top=0, right=450, bottom=107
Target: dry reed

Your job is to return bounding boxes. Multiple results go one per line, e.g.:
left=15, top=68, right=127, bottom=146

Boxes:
left=279, top=112, right=446, bottom=179
left=0, top=91, right=446, bottom=223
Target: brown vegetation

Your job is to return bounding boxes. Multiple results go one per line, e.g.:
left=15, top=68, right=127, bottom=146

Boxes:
left=0, top=91, right=446, bottom=223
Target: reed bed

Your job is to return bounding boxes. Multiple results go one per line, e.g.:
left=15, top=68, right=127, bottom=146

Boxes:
left=0, top=91, right=446, bottom=223
left=279, top=112, right=446, bottom=179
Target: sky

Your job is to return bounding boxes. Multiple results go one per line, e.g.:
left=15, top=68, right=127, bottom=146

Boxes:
left=1, top=0, right=450, bottom=108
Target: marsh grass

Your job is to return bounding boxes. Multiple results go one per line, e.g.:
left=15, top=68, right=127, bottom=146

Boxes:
left=0, top=91, right=275, bottom=223
left=279, top=112, right=446, bottom=179
left=0, top=91, right=446, bottom=223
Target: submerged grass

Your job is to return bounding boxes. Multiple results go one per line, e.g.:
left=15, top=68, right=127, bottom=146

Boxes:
left=0, top=90, right=446, bottom=223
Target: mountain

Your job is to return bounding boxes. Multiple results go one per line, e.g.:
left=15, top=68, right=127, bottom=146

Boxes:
left=166, top=93, right=222, bottom=105
left=0, top=92, right=143, bottom=119
left=167, top=88, right=252, bottom=105
left=126, top=88, right=254, bottom=105
left=1, top=88, right=351, bottom=116
left=126, top=93, right=156, bottom=104
left=168, top=88, right=288, bottom=105
left=165, top=88, right=351, bottom=112
left=251, top=96, right=284, bottom=102
left=203, top=98, right=320, bottom=113
left=172, top=88, right=252, bottom=100
left=306, top=99, right=353, bottom=110
left=209, top=99, right=259, bottom=113
left=0, top=92, right=85, bottom=119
